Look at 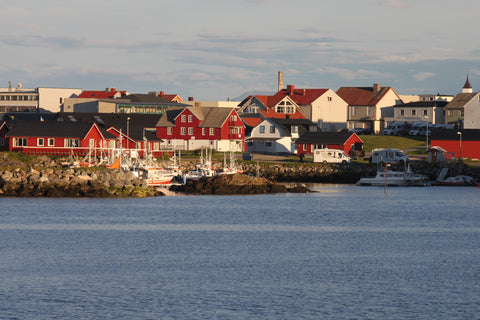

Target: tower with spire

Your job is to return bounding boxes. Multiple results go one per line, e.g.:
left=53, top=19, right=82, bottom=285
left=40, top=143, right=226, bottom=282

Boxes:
left=462, top=75, right=473, bottom=93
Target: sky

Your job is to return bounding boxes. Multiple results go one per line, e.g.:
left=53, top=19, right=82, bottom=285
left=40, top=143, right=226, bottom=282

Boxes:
left=1, top=0, right=479, bottom=101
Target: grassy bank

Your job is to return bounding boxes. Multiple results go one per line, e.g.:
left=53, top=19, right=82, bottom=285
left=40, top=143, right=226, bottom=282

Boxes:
left=359, top=135, right=426, bottom=153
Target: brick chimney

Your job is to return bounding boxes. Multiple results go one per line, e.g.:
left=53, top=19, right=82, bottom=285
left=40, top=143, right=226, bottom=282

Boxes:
left=159, top=91, right=165, bottom=97
left=188, top=97, right=194, bottom=101
left=373, top=83, right=381, bottom=93
left=287, top=84, right=295, bottom=95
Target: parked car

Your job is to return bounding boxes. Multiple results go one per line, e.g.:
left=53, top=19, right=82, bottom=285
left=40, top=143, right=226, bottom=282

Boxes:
left=350, top=128, right=374, bottom=135
left=383, top=122, right=411, bottom=135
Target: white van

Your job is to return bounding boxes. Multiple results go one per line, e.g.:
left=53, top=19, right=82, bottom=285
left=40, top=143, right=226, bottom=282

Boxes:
left=314, top=149, right=351, bottom=164
left=370, top=148, right=409, bottom=165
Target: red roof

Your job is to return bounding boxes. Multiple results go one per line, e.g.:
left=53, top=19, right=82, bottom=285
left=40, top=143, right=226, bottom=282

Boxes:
left=273, top=86, right=329, bottom=105
left=242, top=117, right=263, bottom=127
left=336, top=86, right=392, bottom=106
left=78, top=89, right=126, bottom=99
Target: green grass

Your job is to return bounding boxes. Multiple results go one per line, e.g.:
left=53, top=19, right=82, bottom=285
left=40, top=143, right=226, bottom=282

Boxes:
left=359, top=135, right=427, bottom=153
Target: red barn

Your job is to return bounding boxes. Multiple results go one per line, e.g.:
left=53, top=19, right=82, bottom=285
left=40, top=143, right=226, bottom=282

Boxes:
left=6, top=121, right=117, bottom=156
left=430, top=129, right=480, bottom=160
left=295, top=131, right=364, bottom=156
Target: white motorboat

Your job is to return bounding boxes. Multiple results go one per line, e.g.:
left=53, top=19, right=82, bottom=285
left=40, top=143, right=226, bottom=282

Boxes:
left=356, top=167, right=430, bottom=187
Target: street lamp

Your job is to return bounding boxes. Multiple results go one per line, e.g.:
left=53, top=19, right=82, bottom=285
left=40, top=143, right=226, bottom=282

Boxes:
left=457, top=131, right=462, bottom=161
left=424, top=115, right=429, bottom=151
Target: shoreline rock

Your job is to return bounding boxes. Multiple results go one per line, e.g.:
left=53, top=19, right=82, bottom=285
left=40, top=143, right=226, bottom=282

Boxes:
left=169, top=173, right=311, bottom=195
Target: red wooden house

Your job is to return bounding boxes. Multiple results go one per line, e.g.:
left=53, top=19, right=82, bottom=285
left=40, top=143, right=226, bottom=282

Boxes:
left=6, top=120, right=117, bottom=156
left=430, top=129, right=480, bottom=160
left=156, top=106, right=245, bottom=152
left=57, top=112, right=166, bottom=158
left=295, top=131, right=364, bottom=156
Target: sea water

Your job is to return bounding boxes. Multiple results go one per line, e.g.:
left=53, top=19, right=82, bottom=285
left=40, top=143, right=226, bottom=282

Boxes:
left=0, top=185, right=479, bottom=319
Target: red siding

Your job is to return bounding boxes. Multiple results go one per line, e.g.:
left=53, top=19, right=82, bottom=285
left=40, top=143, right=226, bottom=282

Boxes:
left=431, top=139, right=480, bottom=159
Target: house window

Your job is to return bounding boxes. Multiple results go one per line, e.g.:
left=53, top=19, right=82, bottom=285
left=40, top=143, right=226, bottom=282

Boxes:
left=303, top=144, right=307, bottom=151
left=291, top=126, right=298, bottom=133
left=136, top=142, right=142, bottom=149
left=181, top=127, right=186, bottom=135
left=65, top=139, right=79, bottom=148
left=259, top=126, right=265, bottom=133
left=202, top=128, right=206, bottom=135
left=37, top=138, right=44, bottom=146
left=0, top=138, right=4, bottom=146
left=48, top=138, right=55, bottom=146
left=270, top=126, right=275, bottom=133
left=412, top=109, right=416, bottom=116
left=327, top=97, right=332, bottom=102
left=209, top=128, right=215, bottom=135
left=181, top=115, right=186, bottom=122
left=13, top=138, right=27, bottom=147
left=188, top=127, right=193, bottom=135
left=230, top=115, right=237, bottom=121
left=188, top=115, right=193, bottom=122
left=424, top=110, right=428, bottom=116
left=400, top=109, right=404, bottom=116
left=266, top=142, right=272, bottom=147
left=153, top=142, right=159, bottom=150
left=167, top=127, right=172, bottom=135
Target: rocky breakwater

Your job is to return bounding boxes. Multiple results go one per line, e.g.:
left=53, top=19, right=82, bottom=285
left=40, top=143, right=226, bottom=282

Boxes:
left=0, top=167, right=164, bottom=198
left=169, top=173, right=310, bottom=195
left=0, top=152, right=165, bottom=197
left=240, top=163, right=376, bottom=184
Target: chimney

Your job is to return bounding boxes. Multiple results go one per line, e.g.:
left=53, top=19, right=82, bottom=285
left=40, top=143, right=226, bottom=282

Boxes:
left=159, top=91, right=165, bottom=97
left=287, top=85, right=295, bottom=95
left=188, top=97, right=194, bottom=101
left=278, top=71, right=283, bottom=92
left=373, top=83, right=381, bottom=93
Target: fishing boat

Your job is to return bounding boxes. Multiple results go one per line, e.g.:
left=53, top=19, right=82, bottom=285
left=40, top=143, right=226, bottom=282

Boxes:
left=356, top=167, right=430, bottom=187
left=435, top=175, right=479, bottom=186
left=137, top=167, right=175, bottom=186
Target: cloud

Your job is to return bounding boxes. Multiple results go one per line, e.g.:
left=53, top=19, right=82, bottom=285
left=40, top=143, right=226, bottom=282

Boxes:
left=381, top=0, right=409, bottom=9
left=315, top=67, right=391, bottom=81
left=412, top=72, right=436, bottom=81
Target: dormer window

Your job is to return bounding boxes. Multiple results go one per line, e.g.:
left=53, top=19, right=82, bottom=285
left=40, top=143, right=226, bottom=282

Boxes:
left=275, top=101, right=295, bottom=114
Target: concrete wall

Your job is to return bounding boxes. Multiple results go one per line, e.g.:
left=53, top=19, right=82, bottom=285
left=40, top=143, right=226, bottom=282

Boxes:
left=38, top=88, right=82, bottom=112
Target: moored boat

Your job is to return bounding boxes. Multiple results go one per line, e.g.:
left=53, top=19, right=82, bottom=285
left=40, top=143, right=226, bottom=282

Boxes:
left=357, top=167, right=430, bottom=187
left=435, top=175, right=479, bottom=186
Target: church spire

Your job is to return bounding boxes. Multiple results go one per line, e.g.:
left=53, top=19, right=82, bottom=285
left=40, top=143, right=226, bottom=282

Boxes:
left=462, top=75, right=473, bottom=93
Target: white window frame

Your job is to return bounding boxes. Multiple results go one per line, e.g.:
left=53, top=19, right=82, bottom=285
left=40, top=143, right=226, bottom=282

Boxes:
left=48, top=138, right=55, bottom=146
left=181, top=127, right=186, bottom=135
left=209, top=128, right=215, bottom=135
left=188, top=127, right=193, bottom=135
left=37, top=138, right=44, bottom=146
left=167, top=127, right=172, bottom=135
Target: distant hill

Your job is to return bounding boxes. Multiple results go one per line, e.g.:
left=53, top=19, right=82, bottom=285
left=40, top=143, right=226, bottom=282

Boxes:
left=232, top=91, right=273, bottom=102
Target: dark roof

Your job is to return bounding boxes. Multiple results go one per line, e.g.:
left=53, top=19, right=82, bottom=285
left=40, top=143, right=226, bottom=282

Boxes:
left=444, top=93, right=478, bottom=109
left=2, top=112, right=58, bottom=127
left=464, top=76, right=472, bottom=89
left=397, top=101, right=448, bottom=108
left=431, top=128, right=480, bottom=141
left=296, top=131, right=354, bottom=145
left=6, top=120, right=107, bottom=138
left=57, top=112, right=163, bottom=141
left=155, top=108, right=185, bottom=127
left=123, top=94, right=179, bottom=104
